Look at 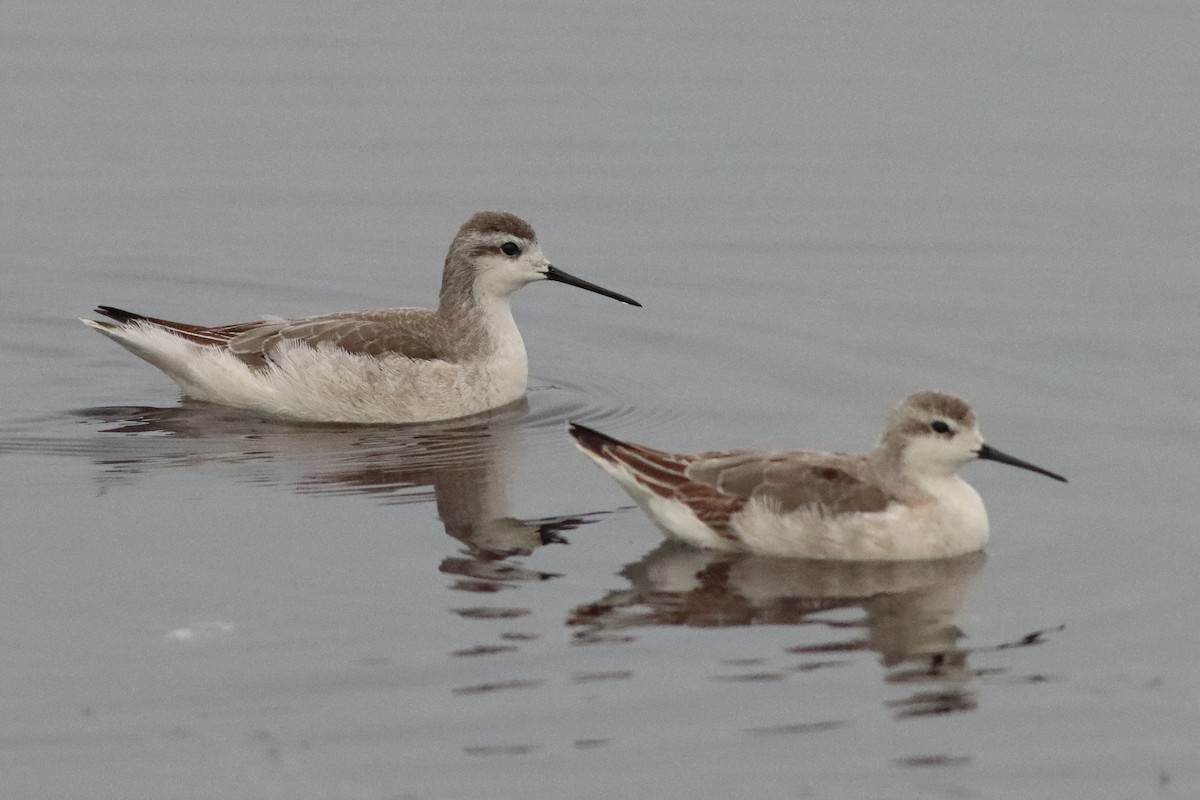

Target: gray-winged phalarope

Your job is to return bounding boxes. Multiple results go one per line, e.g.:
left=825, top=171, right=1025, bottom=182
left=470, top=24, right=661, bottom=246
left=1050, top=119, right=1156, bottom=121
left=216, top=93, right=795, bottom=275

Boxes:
left=82, top=211, right=640, bottom=423
left=570, top=392, right=1065, bottom=560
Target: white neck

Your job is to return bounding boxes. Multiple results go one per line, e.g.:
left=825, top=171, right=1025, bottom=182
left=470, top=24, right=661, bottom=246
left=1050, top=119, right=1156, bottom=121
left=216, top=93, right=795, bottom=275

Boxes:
left=470, top=291, right=525, bottom=358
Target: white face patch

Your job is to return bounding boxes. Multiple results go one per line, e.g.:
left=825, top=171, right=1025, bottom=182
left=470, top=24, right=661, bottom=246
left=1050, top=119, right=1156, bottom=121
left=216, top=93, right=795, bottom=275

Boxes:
left=469, top=236, right=551, bottom=299
left=902, top=425, right=986, bottom=477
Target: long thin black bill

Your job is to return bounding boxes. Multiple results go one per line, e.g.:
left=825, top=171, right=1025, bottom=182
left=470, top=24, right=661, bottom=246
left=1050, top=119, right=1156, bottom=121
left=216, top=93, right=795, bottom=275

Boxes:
left=543, top=265, right=642, bottom=307
left=977, top=444, right=1067, bottom=483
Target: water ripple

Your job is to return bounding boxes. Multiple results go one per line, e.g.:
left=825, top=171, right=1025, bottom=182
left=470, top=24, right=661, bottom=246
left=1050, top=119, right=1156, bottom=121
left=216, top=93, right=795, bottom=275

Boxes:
left=0, top=370, right=679, bottom=500
left=524, top=372, right=682, bottom=442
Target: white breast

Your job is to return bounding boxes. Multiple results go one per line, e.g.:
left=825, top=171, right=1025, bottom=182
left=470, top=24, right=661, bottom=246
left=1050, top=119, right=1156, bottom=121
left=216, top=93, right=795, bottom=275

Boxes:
left=732, top=476, right=989, bottom=561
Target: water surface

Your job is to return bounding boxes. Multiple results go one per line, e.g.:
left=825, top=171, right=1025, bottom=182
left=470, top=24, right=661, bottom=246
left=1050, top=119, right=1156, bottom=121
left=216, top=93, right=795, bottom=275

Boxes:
left=2, top=2, right=1199, bottom=798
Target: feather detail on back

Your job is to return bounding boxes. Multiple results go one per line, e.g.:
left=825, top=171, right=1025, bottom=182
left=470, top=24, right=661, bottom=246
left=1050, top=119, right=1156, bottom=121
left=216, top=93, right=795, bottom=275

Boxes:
left=81, top=211, right=640, bottom=423
left=569, top=392, right=1065, bottom=560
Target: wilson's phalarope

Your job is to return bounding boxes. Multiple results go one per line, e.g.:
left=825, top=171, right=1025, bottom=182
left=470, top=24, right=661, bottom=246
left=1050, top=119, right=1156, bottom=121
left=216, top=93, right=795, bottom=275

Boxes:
left=570, top=392, right=1066, bottom=560
left=82, top=211, right=640, bottom=423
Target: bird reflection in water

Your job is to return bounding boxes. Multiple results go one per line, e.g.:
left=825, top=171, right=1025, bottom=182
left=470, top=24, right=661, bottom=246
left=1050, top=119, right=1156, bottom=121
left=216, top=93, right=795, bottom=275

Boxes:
left=72, top=399, right=604, bottom=588
left=569, top=543, right=1060, bottom=718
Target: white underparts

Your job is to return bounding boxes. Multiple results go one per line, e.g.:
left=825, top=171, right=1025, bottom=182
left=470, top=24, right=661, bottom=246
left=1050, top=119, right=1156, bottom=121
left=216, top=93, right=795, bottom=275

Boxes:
left=83, top=319, right=529, bottom=423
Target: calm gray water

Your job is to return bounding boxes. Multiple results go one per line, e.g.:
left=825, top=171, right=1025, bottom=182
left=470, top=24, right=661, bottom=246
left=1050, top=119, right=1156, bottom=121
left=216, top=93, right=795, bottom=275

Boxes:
left=2, top=2, right=1199, bottom=798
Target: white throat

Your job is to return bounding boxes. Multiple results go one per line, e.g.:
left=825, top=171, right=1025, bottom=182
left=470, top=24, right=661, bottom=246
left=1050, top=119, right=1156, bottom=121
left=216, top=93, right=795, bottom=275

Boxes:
left=466, top=291, right=528, bottom=409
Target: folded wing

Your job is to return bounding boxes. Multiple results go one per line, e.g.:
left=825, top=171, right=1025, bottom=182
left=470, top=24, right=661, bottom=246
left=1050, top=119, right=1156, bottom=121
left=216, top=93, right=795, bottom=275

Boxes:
left=686, top=452, right=893, bottom=516
left=226, top=310, right=447, bottom=365
left=94, top=306, right=447, bottom=367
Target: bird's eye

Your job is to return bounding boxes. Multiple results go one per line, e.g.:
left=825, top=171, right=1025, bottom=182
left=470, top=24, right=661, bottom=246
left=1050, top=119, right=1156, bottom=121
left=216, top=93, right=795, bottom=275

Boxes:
left=930, top=420, right=952, bottom=435
left=500, top=242, right=521, bottom=257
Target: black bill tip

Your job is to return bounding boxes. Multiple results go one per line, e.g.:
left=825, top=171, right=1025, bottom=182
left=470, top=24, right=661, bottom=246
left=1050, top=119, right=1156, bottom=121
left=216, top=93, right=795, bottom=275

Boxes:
left=977, top=443, right=1067, bottom=483
left=543, top=265, right=642, bottom=307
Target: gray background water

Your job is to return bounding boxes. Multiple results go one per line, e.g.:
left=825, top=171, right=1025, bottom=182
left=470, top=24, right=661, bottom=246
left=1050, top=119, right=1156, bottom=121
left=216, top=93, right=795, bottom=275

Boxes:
left=3, top=2, right=1198, bottom=798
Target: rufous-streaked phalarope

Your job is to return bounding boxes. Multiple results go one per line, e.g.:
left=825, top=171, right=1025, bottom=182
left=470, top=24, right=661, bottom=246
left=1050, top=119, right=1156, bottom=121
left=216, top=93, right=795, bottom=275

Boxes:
left=82, top=211, right=640, bottom=423
left=570, top=392, right=1065, bottom=560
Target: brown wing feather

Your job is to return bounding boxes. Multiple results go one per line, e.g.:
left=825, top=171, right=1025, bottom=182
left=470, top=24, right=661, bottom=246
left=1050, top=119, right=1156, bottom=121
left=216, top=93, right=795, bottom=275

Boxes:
left=94, top=306, right=261, bottom=346
left=225, top=309, right=448, bottom=366
left=572, top=423, right=900, bottom=542
left=757, top=460, right=892, bottom=515
left=569, top=424, right=746, bottom=541
left=96, top=306, right=449, bottom=366
left=687, top=452, right=894, bottom=516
